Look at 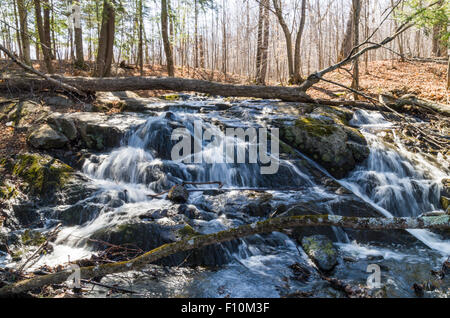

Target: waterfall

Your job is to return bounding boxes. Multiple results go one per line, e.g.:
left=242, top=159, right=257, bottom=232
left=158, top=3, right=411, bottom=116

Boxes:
left=341, top=110, right=450, bottom=255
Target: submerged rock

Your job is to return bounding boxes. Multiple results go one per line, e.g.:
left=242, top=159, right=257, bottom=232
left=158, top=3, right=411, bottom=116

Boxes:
left=27, top=124, right=69, bottom=149
left=301, top=235, right=338, bottom=272
left=168, top=185, right=189, bottom=203
left=278, top=106, right=369, bottom=178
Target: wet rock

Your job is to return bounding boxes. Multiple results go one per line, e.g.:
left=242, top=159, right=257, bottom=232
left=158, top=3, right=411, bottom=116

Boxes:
left=367, top=255, right=384, bottom=261
left=277, top=107, right=369, bottom=178
left=67, top=112, right=124, bottom=150
left=12, top=202, right=40, bottom=226
left=168, top=185, right=189, bottom=203
left=28, top=124, right=69, bottom=149
left=301, top=235, right=338, bottom=272
left=242, top=192, right=273, bottom=217
left=57, top=202, right=101, bottom=226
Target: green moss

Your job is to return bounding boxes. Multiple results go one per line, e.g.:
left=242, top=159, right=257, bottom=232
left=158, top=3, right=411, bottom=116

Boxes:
left=21, top=229, right=46, bottom=246
left=160, top=94, right=181, bottom=101
left=11, top=154, right=73, bottom=196
left=178, top=225, right=200, bottom=238
left=294, top=117, right=337, bottom=137
left=441, top=196, right=449, bottom=211
left=0, top=185, right=17, bottom=200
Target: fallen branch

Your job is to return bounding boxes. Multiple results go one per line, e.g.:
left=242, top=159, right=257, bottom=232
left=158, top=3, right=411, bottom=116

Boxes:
left=0, top=214, right=448, bottom=297
left=0, top=44, right=86, bottom=97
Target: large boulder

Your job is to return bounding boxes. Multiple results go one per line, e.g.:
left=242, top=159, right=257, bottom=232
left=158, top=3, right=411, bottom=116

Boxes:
left=67, top=112, right=125, bottom=150
left=0, top=100, right=50, bottom=131
left=47, top=113, right=78, bottom=141
left=278, top=107, right=369, bottom=178
left=27, top=124, right=69, bottom=149
left=301, top=235, right=338, bottom=272
left=7, top=153, right=73, bottom=198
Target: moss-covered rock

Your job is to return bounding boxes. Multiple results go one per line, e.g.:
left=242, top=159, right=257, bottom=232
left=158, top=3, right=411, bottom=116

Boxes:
left=10, top=153, right=73, bottom=197
left=278, top=107, right=369, bottom=178
left=301, top=235, right=338, bottom=272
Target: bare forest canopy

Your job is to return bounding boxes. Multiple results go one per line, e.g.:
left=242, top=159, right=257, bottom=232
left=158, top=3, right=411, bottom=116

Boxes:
left=0, top=0, right=447, bottom=90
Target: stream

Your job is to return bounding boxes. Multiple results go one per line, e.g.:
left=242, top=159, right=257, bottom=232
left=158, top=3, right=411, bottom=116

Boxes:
left=1, top=96, right=449, bottom=298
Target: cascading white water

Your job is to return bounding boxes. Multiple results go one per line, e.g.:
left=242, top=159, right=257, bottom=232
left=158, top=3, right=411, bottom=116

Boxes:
left=12, top=102, right=448, bottom=297
left=341, top=110, right=450, bottom=255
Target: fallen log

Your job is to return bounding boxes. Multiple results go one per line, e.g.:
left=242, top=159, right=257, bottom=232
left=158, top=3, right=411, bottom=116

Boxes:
left=0, top=44, right=87, bottom=97
left=0, top=214, right=448, bottom=297
left=1, top=76, right=314, bottom=102
left=382, top=94, right=450, bottom=117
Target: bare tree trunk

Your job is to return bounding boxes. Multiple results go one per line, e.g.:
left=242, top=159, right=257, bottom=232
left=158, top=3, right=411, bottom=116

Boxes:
left=137, top=0, right=144, bottom=75
left=0, top=214, right=448, bottom=297
left=259, top=0, right=270, bottom=85
left=339, top=6, right=354, bottom=61
left=293, top=0, right=307, bottom=83
left=73, top=1, right=85, bottom=69
left=12, top=0, right=23, bottom=59
left=17, top=0, right=31, bottom=65
left=95, top=0, right=115, bottom=77
left=447, top=56, right=450, bottom=90
left=34, top=0, right=54, bottom=73
left=351, top=0, right=361, bottom=99
left=255, top=0, right=264, bottom=82
left=161, top=0, right=174, bottom=76
left=272, top=0, right=294, bottom=84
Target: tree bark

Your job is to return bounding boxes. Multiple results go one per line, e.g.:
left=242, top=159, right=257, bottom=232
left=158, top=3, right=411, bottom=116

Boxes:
left=34, top=0, right=54, bottom=73
left=0, top=214, right=448, bottom=296
left=1, top=75, right=313, bottom=102
left=161, top=0, right=174, bottom=77
left=293, top=0, right=307, bottom=83
left=351, top=0, right=361, bottom=99
left=259, top=0, right=270, bottom=85
left=95, top=0, right=115, bottom=77
left=73, top=1, right=84, bottom=69
left=339, top=6, right=354, bottom=61
left=137, top=0, right=144, bottom=75
left=272, top=0, right=295, bottom=83
left=16, top=0, right=31, bottom=65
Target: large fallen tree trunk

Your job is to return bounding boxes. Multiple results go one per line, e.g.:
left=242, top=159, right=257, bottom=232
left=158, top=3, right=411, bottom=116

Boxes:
left=0, top=75, right=385, bottom=108
left=0, top=214, right=448, bottom=296
left=1, top=76, right=317, bottom=102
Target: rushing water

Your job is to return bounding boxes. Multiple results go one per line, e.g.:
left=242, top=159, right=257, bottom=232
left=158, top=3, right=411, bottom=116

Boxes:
left=2, top=99, right=449, bottom=297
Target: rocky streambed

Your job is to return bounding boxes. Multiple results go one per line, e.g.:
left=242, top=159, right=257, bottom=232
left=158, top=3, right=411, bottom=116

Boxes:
left=0, top=92, right=449, bottom=298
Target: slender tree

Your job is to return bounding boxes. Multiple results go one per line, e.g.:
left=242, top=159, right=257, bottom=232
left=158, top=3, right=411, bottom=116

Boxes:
left=351, top=0, right=361, bottom=99
left=73, top=1, right=85, bottom=68
left=161, top=0, right=174, bottom=76
left=34, top=0, right=54, bottom=73
left=95, top=0, right=115, bottom=77
left=16, top=0, right=31, bottom=65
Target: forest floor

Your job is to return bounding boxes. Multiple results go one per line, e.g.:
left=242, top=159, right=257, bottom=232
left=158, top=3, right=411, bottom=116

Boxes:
left=0, top=58, right=448, bottom=159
